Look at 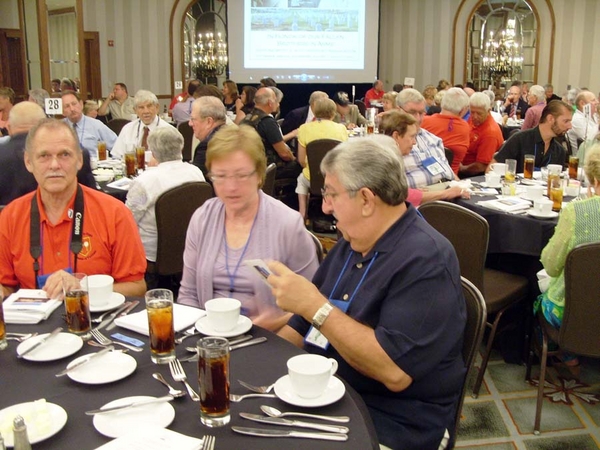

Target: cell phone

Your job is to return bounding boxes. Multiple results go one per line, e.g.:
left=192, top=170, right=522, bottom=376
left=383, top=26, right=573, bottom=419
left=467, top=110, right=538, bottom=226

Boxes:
left=244, top=259, right=273, bottom=286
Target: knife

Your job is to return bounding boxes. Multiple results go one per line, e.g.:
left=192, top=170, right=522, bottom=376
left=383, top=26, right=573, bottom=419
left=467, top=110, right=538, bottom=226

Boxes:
left=96, top=302, right=131, bottom=330
left=185, top=334, right=254, bottom=352
left=239, top=413, right=349, bottom=434
left=85, top=395, right=175, bottom=415
left=106, top=300, right=139, bottom=330
left=231, top=426, right=348, bottom=441
left=55, top=346, right=114, bottom=377
left=181, top=337, right=267, bottom=362
left=17, top=327, right=63, bottom=359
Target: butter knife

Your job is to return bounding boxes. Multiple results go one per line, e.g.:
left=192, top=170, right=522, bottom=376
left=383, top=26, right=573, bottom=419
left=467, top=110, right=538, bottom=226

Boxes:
left=96, top=302, right=131, bottom=330
left=55, top=346, right=114, bottom=377
left=17, top=327, right=62, bottom=359
left=181, top=337, right=267, bottom=362
left=85, top=395, right=175, bottom=415
left=106, top=300, right=139, bottom=331
left=231, top=426, right=348, bottom=441
left=239, top=413, right=349, bottom=434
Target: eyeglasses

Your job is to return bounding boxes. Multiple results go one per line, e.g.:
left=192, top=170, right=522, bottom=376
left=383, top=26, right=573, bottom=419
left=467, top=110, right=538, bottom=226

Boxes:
left=400, top=107, right=426, bottom=117
left=208, top=170, right=257, bottom=183
left=320, top=188, right=358, bottom=202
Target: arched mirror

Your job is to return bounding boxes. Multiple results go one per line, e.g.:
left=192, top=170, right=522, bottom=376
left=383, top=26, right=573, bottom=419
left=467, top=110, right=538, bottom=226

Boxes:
left=467, top=0, right=537, bottom=91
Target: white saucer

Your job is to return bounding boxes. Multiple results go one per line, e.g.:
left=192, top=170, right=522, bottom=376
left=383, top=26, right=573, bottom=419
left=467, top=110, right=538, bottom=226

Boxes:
left=90, top=292, right=126, bottom=313
left=17, top=332, right=84, bottom=361
left=0, top=401, right=67, bottom=446
left=93, top=396, right=175, bottom=438
left=67, top=351, right=137, bottom=384
left=274, top=375, right=345, bottom=408
left=527, top=210, right=559, bottom=219
left=195, top=315, right=252, bottom=338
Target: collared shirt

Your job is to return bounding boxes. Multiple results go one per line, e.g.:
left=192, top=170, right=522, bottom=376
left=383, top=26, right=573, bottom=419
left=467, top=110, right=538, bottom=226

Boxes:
left=171, top=97, right=195, bottom=125
left=111, top=116, right=172, bottom=159
left=64, top=116, right=117, bottom=159
left=403, top=128, right=455, bottom=188
left=305, top=108, right=315, bottom=123
left=107, top=96, right=136, bottom=120
left=521, top=101, right=546, bottom=130
left=495, top=126, right=566, bottom=173
left=568, top=109, right=599, bottom=151
left=464, top=114, right=504, bottom=167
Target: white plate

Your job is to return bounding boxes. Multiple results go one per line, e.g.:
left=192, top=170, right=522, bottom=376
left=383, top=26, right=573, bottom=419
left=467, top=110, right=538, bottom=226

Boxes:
left=195, top=315, right=252, bottom=338
left=527, top=210, right=559, bottom=219
left=90, top=292, right=126, bottom=313
left=67, top=351, right=137, bottom=384
left=0, top=401, right=67, bottom=446
left=480, top=182, right=502, bottom=189
left=17, top=333, right=83, bottom=362
left=274, top=375, right=345, bottom=408
left=93, top=396, right=175, bottom=439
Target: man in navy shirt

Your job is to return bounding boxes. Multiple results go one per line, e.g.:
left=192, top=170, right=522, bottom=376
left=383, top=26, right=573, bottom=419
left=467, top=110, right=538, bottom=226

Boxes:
left=269, top=137, right=466, bottom=450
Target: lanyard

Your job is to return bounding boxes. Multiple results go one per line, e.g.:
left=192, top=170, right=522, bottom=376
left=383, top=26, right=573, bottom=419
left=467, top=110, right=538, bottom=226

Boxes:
left=135, top=116, right=160, bottom=141
left=73, top=117, right=86, bottom=147
left=30, top=185, right=84, bottom=288
left=223, top=211, right=259, bottom=294
left=328, top=250, right=379, bottom=309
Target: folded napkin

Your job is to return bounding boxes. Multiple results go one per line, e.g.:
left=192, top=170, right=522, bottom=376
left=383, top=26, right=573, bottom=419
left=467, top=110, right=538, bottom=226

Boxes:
left=3, top=290, right=62, bottom=324
left=106, top=178, right=133, bottom=191
left=94, top=428, right=202, bottom=450
left=477, top=197, right=531, bottom=213
left=113, top=303, right=206, bottom=336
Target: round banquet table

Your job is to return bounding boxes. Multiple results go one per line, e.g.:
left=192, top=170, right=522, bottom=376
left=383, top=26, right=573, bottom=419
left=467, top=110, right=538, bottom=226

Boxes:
left=0, top=300, right=379, bottom=449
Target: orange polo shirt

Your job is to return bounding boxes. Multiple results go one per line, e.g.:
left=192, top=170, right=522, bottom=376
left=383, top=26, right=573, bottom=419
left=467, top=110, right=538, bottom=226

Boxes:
left=0, top=185, right=146, bottom=290
left=421, top=113, right=470, bottom=174
left=464, top=114, right=505, bottom=166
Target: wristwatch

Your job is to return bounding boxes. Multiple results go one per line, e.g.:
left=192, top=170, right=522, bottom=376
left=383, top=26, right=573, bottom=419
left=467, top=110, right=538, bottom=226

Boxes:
left=312, top=302, right=334, bottom=331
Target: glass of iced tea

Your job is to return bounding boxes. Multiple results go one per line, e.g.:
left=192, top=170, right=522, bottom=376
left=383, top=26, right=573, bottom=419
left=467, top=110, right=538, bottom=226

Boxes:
left=197, top=337, right=230, bottom=427
left=550, top=177, right=564, bottom=212
left=136, top=146, right=146, bottom=172
left=63, top=273, right=91, bottom=339
left=568, top=156, right=579, bottom=180
left=97, top=141, right=107, bottom=161
left=0, top=291, right=7, bottom=350
left=524, top=154, right=535, bottom=179
left=124, top=148, right=136, bottom=178
left=145, top=289, right=175, bottom=364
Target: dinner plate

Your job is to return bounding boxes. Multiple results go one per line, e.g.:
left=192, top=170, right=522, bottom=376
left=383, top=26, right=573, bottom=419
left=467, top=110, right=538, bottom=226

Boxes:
left=274, top=375, right=345, bottom=408
left=92, top=396, right=175, bottom=438
left=527, top=210, right=559, bottom=219
left=67, top=351, right=137, bottom=384
left=90, top=292, right=126, bottom=313
left=0, top=401, right=67, bottom=446
left=195, top=315, right=252, bottom=338
left=17, top=332, right=83, bottom=362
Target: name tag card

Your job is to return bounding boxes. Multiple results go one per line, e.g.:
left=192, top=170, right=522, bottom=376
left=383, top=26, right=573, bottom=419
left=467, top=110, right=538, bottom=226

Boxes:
left=422, top=156, right=445, bottom=176
left=45, top=98, right=62, bottom=115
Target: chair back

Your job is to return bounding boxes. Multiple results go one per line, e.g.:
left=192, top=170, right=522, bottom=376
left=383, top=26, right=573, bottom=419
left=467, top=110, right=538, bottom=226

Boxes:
left=106, top=118, right=130, bottom=136
left=418, top=201, right=489, bottom=292
left=444, top=148, right=454, bottom=166
left=306, top=139, right=340, bottom=197
left=262, top=163, right=277, bottom=197
left=560, top=242, right=600, bottom=357
left=154, top=182, right=214, bottom=276
left=306, top=230, right=324, bottom=263
left=177, top=122, right=195, bottom=162
left=354, top=100, right=366, bottom=117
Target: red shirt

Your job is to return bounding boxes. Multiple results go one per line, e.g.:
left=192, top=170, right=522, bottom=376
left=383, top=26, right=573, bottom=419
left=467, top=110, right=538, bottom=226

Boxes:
left=0, top=185, right=147, bottom=289
left=464, top=114, right=505, bottom=166
left=421, top=114, right=470, bottom=174
left=364, top=88, right=384, bottom=106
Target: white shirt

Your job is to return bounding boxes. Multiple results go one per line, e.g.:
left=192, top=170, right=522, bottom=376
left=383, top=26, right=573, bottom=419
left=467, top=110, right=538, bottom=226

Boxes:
left=125, top=160, right=205, bottom=261
left=305, top=107, right=315, bottom=124
left=568, top=109, right=599, bottom=151
left=111, top=116, right=173, bottom=159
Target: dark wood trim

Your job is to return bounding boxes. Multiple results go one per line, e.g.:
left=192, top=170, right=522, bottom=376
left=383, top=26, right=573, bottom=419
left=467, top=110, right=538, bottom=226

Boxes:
left=48, top=7, right=75, bottom=16
left=75, top=0, right=86, bottom=100
left=17, top=0, right=28, bottom=94
left=544, top=0, right=555, bottom=83
left=37, top=0, right=51, bottom=93
left=84, top=31, right=100, bottom=99
left=169, top=0, right=180, bottom=101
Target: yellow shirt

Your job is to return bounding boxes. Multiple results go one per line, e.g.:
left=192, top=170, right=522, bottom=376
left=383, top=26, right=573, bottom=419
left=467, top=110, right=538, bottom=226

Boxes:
left=297, top=120, right=348, bottom=180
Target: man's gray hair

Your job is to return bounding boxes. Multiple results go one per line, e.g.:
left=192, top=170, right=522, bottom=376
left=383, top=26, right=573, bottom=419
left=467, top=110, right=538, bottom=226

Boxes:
left=482, top=90, right=495, bottom=104
left=320, top=136, right=408, bottom=206
left=147, top=126, right=184, bottom=163
left=28, top=89, right=50, bottom=108
left=308, top=91, right=328, bottom=105
left=195, top=96, right=226, bottom=121
left=528, top=85, right=546, bottom=102
left=134, top=89, right=159, bottom=107
left=566, top=87, right=581, bottom=105
left=9, top=101, right=46, bottom=130
left=469, top=92, right=491, bottom=110
left=268, top=86, right=284, bottom=103
left=254, top=88, right=273, bottom=106
left=441, top=87, right=470, bottom=115
left=396, top=88, right=425, bottom=108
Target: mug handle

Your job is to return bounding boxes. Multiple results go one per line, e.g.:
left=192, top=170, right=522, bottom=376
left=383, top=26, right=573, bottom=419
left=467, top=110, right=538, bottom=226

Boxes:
left=329, top=358, right=338, bottom=376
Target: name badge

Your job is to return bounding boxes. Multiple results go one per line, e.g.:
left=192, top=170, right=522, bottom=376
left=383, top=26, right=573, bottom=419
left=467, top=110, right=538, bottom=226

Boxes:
left=422, top=156, right=445, bottom=176
left=305, top=326, right=330, bottom=350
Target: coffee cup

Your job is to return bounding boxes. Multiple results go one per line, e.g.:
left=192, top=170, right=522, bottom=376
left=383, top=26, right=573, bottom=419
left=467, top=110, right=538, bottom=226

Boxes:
left=492, top=163, right=506, bottom=175
left=205, top=298, right=241, bottom=332
left=533, top=198, right=553, bottom=215
left=485, top=172, right=501, bottom=187
left=526, top=185, right=544, bottom=200
left=287, top=354, right=338, bottom=399
left=87, top=274, right=113, bottom=307
left=547, top=164, right=563, bottom=176
left=565, top=180, right=581, bottom=197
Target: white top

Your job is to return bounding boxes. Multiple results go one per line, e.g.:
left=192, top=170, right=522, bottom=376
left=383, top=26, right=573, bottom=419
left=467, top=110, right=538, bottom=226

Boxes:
left=125, top=160, right=205, bottom=261
left=568, top=109, right=599, bottom=151
left=111, top=116, right=173, bottom=159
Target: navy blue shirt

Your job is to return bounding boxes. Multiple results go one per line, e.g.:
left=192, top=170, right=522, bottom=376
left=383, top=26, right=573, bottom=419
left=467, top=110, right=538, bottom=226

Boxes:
left=288, top=204, right=466, bottom=449
left=495, top=126, right=566, bottom=172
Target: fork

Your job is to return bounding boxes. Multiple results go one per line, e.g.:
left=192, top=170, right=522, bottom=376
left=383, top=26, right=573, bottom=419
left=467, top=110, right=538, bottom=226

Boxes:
left=175, top=329, right=201, bottom=344
left=90, top=329, right=143, bottom=352
left=202, top=435, right=216, bottom=450
left=229, top=393, right=276, bottom=402
left=238, top=380, right=275, bottom=394
left=6, top=332, right=38, bottom=342
left=91, top=307, right=120, bottom=324
left=169, top=359, right=200, bottom=401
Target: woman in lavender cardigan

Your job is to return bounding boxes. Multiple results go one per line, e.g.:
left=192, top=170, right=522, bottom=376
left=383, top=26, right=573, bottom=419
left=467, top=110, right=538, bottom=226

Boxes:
left=177, top=124, right=319, bottom=332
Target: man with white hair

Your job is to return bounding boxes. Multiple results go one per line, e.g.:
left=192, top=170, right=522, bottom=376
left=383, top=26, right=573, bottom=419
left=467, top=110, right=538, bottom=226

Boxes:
left=189, top=96, right=228, bottom=176
left=280, top=90, right=328, bottom=138
left=459, top=92, right=504, bottom=177
left=111, top=90, right=173, bottom=159
left=481, top=90, right=503, bottom=125
left=567, top=90, right=599, bottom=151
left=395, top=88, right=455, bottom=187
left=521, top=85, right=547, bottom=130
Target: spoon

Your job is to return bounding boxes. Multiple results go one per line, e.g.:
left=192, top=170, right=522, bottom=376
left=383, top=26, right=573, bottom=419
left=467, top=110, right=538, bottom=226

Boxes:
left=152, top=372, right=186, bottom=397
left=91, top=307, right=120, bottom=324
left=260, top=405, right=350, bottom=423
left=6, top=332, right=38, bottom=342
left=87, top=340, right=129, bottom=352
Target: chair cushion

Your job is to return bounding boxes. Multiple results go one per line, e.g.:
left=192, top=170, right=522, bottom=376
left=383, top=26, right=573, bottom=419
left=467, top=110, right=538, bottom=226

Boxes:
left=483, top=268, right=529, bottom=314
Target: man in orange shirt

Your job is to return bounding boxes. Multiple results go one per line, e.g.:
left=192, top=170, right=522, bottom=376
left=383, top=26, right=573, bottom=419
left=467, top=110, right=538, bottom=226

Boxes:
left=364, top=80, right=385, bottom=106
left=0, top=119, right=147, bottom=299
left=421, top=87, right=470, bottom=175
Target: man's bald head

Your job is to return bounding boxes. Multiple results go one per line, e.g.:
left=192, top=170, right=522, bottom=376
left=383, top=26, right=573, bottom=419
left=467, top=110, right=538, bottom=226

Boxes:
left=7, top=102, right=46, bottom=136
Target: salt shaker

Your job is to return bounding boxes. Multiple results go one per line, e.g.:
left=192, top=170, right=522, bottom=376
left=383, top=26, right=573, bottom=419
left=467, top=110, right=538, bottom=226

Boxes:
left=12, top=416, right=31, bottom=450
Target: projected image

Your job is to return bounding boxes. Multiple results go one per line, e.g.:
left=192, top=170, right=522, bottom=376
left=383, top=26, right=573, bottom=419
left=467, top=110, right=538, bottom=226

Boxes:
left=251, top=8, right=358, bottom=32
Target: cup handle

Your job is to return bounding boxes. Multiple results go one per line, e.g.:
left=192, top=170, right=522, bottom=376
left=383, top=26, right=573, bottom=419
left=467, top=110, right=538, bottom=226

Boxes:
left=329, top=358, right=338, bottom=376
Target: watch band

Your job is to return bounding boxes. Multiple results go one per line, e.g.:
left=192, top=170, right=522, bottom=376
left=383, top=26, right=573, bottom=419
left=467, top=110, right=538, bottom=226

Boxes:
left=312, top=302, right=334, bottom=331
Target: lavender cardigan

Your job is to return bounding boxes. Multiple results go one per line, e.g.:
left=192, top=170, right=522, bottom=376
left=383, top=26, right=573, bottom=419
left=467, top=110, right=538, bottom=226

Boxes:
left=177, top=191, right=319, bottom=317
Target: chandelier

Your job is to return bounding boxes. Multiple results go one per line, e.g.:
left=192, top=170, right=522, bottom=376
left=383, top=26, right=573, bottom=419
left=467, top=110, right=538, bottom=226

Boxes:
left=193, top=32, right=228, bottom=79
left=481, top=20, right=523, bottom=82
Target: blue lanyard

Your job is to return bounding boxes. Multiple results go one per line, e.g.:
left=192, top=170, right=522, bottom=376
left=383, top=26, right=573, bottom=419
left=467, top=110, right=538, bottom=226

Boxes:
left=328, top=250, right=379, bottom=308
left=74, top=117, right=86, bottom=147
left=224, top=211, right=259, bottom=294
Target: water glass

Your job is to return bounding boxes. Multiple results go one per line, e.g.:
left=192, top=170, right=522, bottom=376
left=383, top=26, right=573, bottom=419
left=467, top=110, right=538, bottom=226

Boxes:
left=505, top=159, right=517, bottom=183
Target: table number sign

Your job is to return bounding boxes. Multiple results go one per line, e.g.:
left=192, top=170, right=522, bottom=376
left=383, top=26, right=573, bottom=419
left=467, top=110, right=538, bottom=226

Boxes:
left=45, top=98, right=63, bottom=115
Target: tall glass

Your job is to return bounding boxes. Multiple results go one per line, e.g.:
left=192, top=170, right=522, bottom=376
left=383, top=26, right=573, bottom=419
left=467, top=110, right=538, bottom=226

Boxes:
left=568, top=156, right=579, bottom=180
left=0, top=291, right=7, bottom=350
left=197, top=337, right=230, bottom=427
left=145, top=289, right=175, bottom=364
left=136, top=146, right=146, bottom=172
left=504, top=159, right=517, bottom=183
left=547, top=165, right=562, bottom=198
left=124, top=148, right=136, bottom=178
left=524, top=154, right=535, bottom=179
left=97, top=141, right=107, bottom=161
left=550, top=177, right=564, bottom=212
left=63, top=273, right=91, bottom=339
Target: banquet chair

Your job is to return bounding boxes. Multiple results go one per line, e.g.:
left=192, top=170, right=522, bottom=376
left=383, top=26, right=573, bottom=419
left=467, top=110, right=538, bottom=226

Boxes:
left=177, top=122, right=194, bottom=162
left=418, top=201, right=529, bottom=398
left=106, top=118, right=130, bottom=136
left=354, top=100, right=366, bottom=117
left=525, top=242, right=600, bottom=435
left=306, top=139, right=340, bottom=232
left=262, top=163, right=276, bottom=197
left=306, top=230, right=324, bottom=263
